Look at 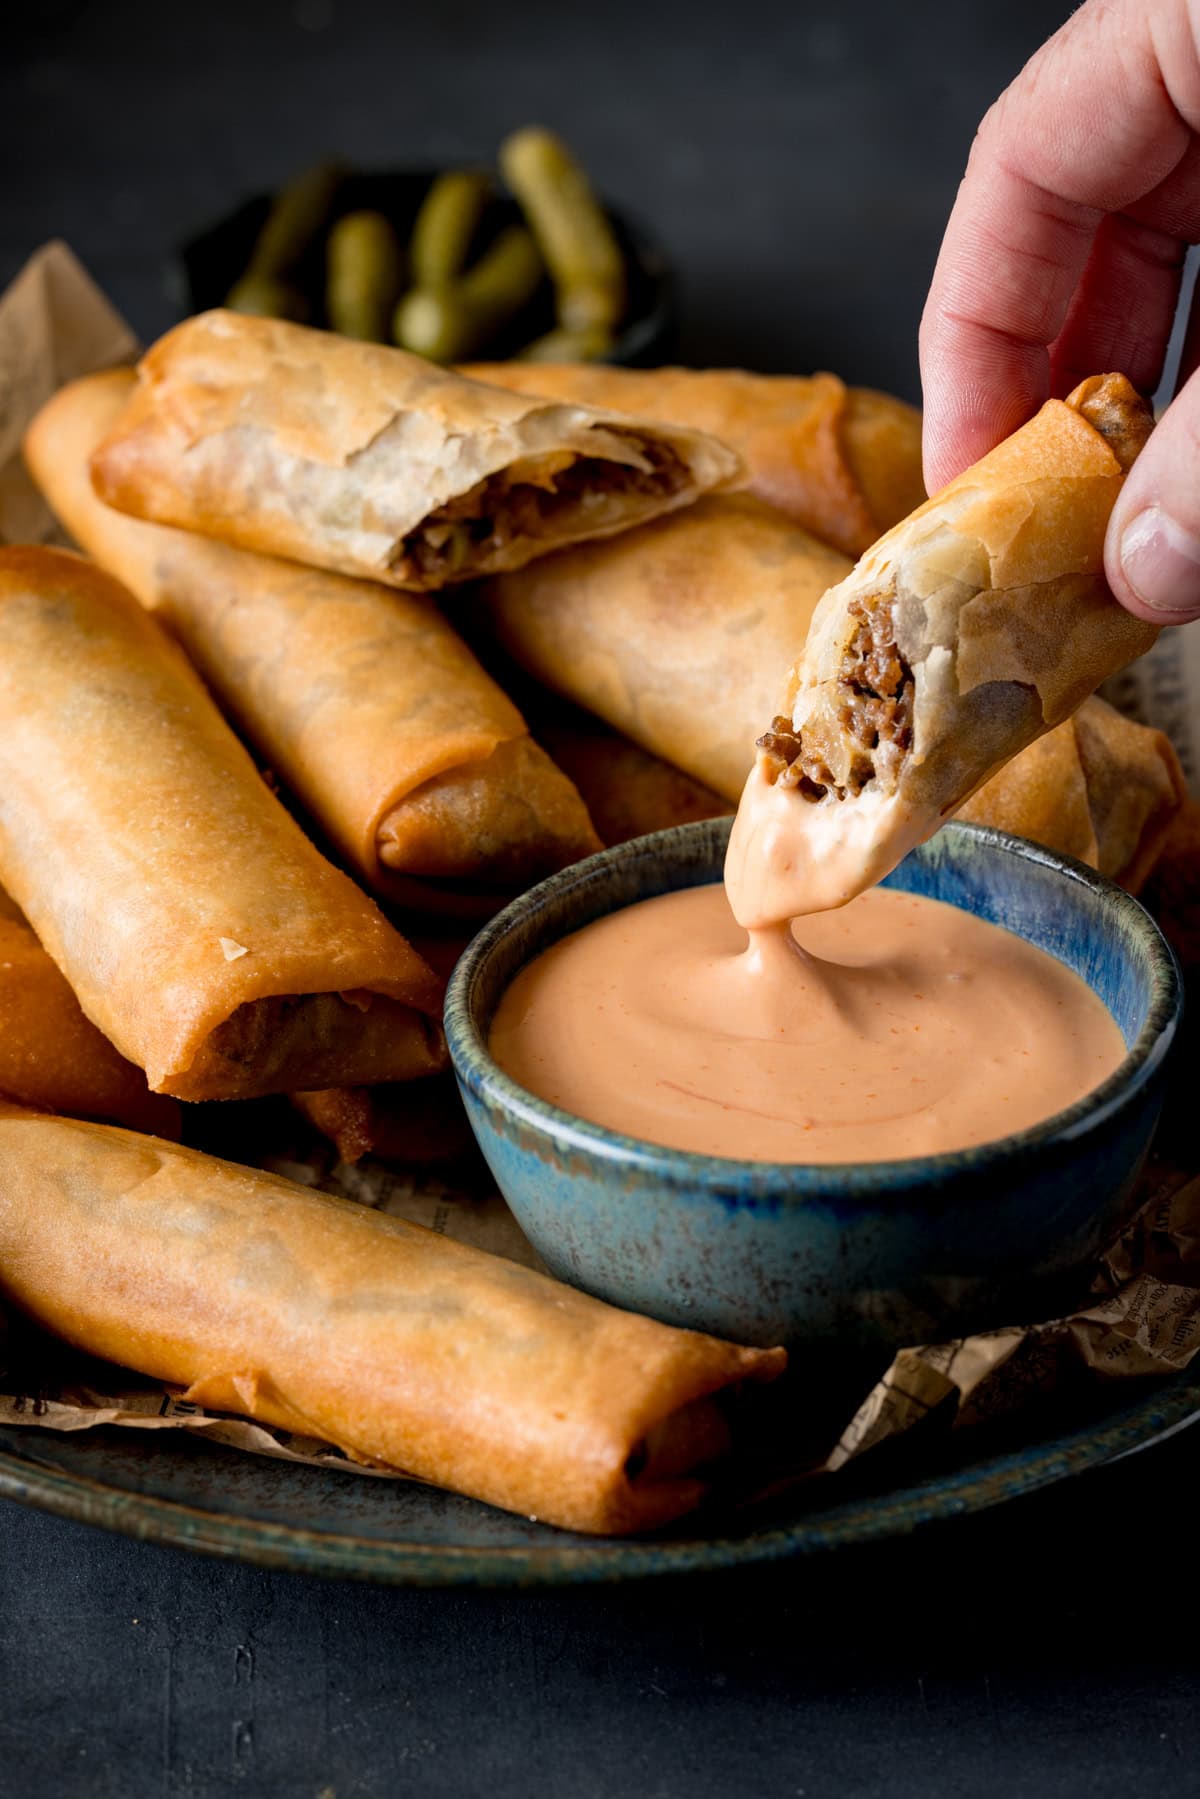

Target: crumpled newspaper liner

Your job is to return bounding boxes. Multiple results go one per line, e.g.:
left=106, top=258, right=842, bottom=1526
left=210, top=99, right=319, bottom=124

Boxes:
left=1, top=243, right=1199, bottom=1509
left=3, top=1143, right=1199, bottom=1494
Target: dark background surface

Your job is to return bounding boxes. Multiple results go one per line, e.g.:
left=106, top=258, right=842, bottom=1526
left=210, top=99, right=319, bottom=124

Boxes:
left=4, top=2, right=1200, bottom=1794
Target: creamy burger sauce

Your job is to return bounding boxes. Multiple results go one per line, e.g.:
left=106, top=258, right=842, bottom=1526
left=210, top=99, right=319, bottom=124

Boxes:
left=488, top=883, right=1125, bottom=1164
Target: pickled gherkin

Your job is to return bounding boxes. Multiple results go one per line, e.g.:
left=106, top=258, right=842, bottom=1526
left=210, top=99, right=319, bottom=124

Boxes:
left=326, top=211, right=404, bottom=340
left=500, top=128, right=626, bottom=333
left=410, top=170, right=491, bottom=291
left=394, top=225, right=544, bottom=363
left=226, top=161, right=343, bottom=322
left=516, top=324, right=614, bottom=363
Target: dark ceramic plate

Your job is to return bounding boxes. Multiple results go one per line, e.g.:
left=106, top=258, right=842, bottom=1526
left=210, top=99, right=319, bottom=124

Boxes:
left=2, top=1369, right=1197, bottom=1585
left=178, top=168, right=677, bottom=366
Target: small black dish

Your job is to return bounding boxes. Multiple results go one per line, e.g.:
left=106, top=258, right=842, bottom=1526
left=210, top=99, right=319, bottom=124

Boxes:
left=177, top=167, right=678, bottom=366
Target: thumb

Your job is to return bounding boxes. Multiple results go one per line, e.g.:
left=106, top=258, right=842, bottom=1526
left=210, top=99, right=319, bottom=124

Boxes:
left=1106, top=367, right=1200, bottom=625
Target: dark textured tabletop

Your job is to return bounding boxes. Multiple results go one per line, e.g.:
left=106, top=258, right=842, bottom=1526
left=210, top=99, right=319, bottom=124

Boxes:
left=3, top=3, right=1200, bottom=1794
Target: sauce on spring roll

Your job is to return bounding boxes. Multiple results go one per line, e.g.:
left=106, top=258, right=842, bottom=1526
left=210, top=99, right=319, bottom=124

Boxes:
left=0, top=547, right=444, bottom=1100
left=25, top=371, right=600, bottom=912
left=725, top=375, right=1160, bottom=927
left=0, top=1105, right=785, bottom=1535
left=88, top=312, right=742, bottom=591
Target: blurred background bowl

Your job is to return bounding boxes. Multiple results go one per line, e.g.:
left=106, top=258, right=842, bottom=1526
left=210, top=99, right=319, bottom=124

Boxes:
left=446, top=817, right=1181, bottom=1371
left=178, top=167, right=678, bottom=365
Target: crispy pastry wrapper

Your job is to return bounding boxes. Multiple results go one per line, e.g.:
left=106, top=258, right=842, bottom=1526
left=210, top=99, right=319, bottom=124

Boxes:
left=0, top=546, right=444, bottom=1100
left=0, top=904, right=181, bottom=1137
left=0, top=1106, right=784, bottom=1536
left=89, top=312, right=742, bottom=591
left=464, top=361, right=926, bottom=557
left=956, top=696, right=1185, bottom=894
left=291, top=1074, right=481, bottom=1170
left=4, top=249, right=1185, bottom=891
left=25, top=370, right=600, bottom=906
left=480, top=494, right=855, bottom=801
left=476, top=488, right=1182, bottom=890
left=727, top=375, right=1164, bottom=924
left=3, top=1104, right=1199, bottom=1516
left=511, top=672, right=1179, bottom=886
left=2, top=249, right=1200, bottom=1528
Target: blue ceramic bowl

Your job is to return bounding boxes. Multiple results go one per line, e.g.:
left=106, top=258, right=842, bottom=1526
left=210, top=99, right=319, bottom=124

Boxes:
left=445, top=819, right=1181, bottom=1364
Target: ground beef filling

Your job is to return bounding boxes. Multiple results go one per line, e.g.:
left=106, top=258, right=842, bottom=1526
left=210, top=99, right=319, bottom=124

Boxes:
left=758, top=590, right=914, bottom=802
left=395, top=436, right=691, bottom=582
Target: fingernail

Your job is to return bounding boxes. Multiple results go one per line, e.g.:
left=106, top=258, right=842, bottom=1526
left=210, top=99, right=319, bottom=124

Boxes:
left=1119, top=506, right=1200, bottom=615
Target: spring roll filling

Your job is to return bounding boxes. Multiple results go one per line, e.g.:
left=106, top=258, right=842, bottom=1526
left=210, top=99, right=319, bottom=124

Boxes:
left=757, top=588, right=914, bottom=803
left=393, top=434, right=691, bottom=583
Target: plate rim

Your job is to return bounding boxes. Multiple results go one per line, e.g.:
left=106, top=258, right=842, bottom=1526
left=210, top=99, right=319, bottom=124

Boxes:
left=3, top=1369, right=1197, bottom=1587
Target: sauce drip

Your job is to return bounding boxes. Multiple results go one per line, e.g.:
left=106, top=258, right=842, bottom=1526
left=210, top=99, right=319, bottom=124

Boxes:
left=489, top=884, right=1124, bottom=1164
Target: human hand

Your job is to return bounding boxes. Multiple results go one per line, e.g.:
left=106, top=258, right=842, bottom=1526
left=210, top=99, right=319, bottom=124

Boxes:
left=920, top=0, right=1200, bottom=624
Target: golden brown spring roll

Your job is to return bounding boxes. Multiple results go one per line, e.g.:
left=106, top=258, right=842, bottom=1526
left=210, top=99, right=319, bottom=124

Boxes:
left=532, top=688, right=1179, bottom=882
left=0, top=1105, right=786, bottom=1534
left=479, top=480, right=1180, bottom=887
left=0, top=546, right=444, bottom=1100
left=465, top=362, right=925, bottom=557
left=0, top=910, right=181, bottom=1136
left=726, top=374, right=1160, bottom=925
left=531, top=707, right=734, bottom=846
left=292, top=1075, right=479, bottom=1168
left=25, top=371, right=601, bottom=910
left=88, top=312, right=742, bottom=591
left=479, top=494, right=855, bottom=800
left=957, top=697, right=1185, bottom=894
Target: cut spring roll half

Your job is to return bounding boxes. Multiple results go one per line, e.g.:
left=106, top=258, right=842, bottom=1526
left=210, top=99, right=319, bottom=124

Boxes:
left=88, top=312, right=742, bottom=591
left=0, top=1106, right=786, bottom=1535
left=725, top=375, right=1160, bottom=926
left=0, top=547, right=444, bottom=1100
left=26, top=371, right=600, bottom=913
left=465, top=361, right=925, bottom=557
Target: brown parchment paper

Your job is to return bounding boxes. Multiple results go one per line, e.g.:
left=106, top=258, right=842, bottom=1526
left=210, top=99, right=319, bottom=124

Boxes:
left=0, top=242, right=139, bottom=547
left=1, top=243, right=1199, bottom=1508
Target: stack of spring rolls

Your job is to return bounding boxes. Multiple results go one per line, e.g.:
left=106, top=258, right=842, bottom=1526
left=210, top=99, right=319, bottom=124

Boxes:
left=0, top=308, right=1185, bottom=1533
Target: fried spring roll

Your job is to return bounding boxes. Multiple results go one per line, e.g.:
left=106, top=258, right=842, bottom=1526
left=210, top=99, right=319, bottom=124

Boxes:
left=479, top=494, right=854, bottom=800
left=292, top=1074, right=479, bottom=1168
left=25, top=372, right=600, bottom=909
left=0, top=906, right=181, bottom=1136
left=478, top=484, right=1180, bottom=889
left=0, top=547, right=444, bottom=1100
left=532, top=688, right=1179, bottom=886
left=509, top=684, right=734, bottom=846
left=956, top=697, right=1185, bottom=894
left=726, top=375, right=1161, bottom=925
left=88, top=312, right=742, bottom=592
left=464, top=362, right=925, bottom=556
left=0, top=1105, right=786, bottom=1534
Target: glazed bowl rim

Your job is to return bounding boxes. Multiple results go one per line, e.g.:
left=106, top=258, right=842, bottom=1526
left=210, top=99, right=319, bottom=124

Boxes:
left=444, top=818, right=1182, bottom=1198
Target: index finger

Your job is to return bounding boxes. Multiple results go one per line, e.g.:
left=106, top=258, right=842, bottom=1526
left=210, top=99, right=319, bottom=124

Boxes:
left=918, top=0, right=1193, bottom=492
